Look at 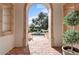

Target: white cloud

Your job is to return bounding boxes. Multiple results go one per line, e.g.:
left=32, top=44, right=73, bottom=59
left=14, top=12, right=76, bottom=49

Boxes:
left=41, top=8, right=48, bottom=13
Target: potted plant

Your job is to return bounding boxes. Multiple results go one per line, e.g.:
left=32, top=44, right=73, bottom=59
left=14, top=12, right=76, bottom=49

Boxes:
left=62, top=10, right=79, bottom=55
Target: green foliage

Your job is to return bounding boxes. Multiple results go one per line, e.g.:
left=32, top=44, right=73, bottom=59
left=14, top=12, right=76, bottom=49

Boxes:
left=64, top=10, right=79, bottom=26
left=63, top=10, right=79, bottom=45
left=29, top=12, right=48, bottom=32
left=29, top=24, right=36, bottom=32
left=63, top=30, right=79, bottom=44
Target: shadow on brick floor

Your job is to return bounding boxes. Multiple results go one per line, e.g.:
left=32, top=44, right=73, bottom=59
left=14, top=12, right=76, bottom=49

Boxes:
left=6, top=45, right=30, bottom=55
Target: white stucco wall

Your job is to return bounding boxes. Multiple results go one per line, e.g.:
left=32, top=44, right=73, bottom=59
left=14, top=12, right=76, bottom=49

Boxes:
left=0, top=35, right=14, bottom=55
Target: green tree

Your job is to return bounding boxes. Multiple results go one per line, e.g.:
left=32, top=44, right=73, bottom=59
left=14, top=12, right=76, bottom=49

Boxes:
left=29, top=12, right=48, bottom=32
left=29, top=23, right=36, bottom=32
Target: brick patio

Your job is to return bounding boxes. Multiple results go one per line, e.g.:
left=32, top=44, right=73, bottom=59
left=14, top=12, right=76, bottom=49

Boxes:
left=28, top=35, right=62, bottom=55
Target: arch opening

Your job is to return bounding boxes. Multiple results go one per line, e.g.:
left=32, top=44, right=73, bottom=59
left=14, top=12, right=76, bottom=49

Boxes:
left=23, top=3, right=54, bottom=54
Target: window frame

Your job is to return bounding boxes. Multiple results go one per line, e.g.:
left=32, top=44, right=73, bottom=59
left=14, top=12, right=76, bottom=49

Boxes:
left=0, top=4, right=13, bottom=36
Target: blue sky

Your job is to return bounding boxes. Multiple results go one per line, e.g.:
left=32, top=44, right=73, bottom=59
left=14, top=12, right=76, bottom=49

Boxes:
left=28, top=3, right=48, bottom=25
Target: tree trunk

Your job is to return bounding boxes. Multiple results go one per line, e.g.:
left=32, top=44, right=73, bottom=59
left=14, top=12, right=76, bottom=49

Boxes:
left=71, top=43, right=74, bottom=53
left=71, top=26, right=75, bottom=53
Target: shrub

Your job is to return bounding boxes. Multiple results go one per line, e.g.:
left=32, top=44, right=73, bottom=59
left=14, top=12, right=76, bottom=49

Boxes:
left=64, top=10, right=79, bottom=26
left=63, top=30, right=79, bottom=44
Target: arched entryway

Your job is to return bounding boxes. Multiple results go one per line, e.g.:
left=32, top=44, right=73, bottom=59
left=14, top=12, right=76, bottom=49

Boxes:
left=25, top=3, right=53, bottom=54
left=22, top=3, right=55, bottom=54
left=23, top=3, right=54, bottom=47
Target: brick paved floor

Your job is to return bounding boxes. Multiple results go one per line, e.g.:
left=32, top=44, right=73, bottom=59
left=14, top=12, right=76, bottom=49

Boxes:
left=28, top=35, right=62, bottom=55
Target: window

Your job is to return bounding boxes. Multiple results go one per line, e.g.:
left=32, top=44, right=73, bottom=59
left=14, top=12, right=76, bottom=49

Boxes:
left=0, top=4, right=13, bottom=36
left=2, top=7, right=11, bottom=32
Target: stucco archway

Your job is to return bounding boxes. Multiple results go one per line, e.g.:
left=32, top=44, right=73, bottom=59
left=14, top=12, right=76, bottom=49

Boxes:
left=23, top=3, right=54, bottom=47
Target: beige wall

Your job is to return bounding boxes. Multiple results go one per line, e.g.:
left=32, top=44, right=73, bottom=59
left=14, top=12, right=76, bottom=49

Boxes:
left=52, top=4, right=63, bottom=47
left=14, top=4, right=25, bottom=47
left=0, top=35, right=14, bottom=55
